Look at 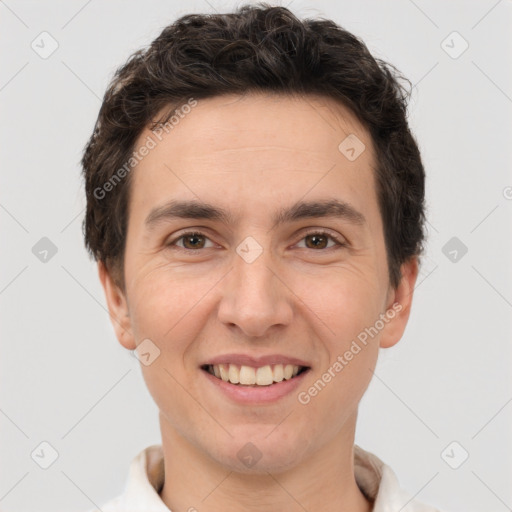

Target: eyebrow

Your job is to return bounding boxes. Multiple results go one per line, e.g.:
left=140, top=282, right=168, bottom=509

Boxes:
left=144, top=198, right=366, bottom=231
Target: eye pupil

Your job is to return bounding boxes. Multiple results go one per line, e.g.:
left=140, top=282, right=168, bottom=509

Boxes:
left=184, top=233, right=205, bottom=249
left=306, top=234, right=328, bottom=249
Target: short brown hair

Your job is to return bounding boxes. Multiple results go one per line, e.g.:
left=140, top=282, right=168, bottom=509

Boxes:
left=82, top=2, right=426, bottom=292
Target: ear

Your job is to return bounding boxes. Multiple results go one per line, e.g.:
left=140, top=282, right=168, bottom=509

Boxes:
left=97, top=261, right=136, bottom=350
left=379, top=257, right=419, bottom=349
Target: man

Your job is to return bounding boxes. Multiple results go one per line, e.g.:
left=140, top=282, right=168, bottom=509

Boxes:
left=82, top=3, right=441, bottom=511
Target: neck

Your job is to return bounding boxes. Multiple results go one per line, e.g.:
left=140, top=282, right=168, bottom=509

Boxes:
left=158, top=413, right=372, bottom=512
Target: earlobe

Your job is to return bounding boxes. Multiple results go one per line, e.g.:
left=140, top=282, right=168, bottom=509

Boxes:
left=379, top=257, right=419, bottom=349
left=97, top=261, right=137, bottom=351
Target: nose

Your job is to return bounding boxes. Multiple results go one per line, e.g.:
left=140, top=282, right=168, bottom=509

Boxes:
left=217, top=240, right=293, bottom=339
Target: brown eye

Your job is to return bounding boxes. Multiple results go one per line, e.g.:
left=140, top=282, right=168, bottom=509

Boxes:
left=304, top=233, right=329, bottom=249
left=168, top=231, right=213, bottom=251
left=297, top=230, right=345, bottom=250
left=182, top=233, right=206, bottom=249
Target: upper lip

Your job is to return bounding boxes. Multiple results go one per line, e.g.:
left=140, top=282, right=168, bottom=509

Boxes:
left=201, top=353, right=311, bottom=368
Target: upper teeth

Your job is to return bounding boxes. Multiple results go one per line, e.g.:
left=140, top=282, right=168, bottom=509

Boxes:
left=208, top=364, right=301, bottom=386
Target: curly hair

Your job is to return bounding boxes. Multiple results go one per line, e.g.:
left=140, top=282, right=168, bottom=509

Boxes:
left=82, top=2, right=426, bottom=292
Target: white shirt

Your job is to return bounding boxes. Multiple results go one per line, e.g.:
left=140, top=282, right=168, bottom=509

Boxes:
left=88, top=444, right=441, bottom=512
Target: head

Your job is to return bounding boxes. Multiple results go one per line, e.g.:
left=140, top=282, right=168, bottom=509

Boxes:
left=82, top=3, right=425, bottom=472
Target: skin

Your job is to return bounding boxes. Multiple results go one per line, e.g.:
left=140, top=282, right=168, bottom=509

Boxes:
left=99, top=92, right=418, bottom=512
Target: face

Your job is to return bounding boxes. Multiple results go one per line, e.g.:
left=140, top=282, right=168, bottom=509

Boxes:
left=99, top=93, right=418, bottom=474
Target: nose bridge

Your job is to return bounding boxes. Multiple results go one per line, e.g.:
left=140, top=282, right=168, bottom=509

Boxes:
left=217, top=233, right=292, bottom=336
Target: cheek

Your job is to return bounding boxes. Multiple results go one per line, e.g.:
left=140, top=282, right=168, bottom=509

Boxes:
left=127, top=272, right=205, bottom=427
left=292, top=264, right=386, bottom=342
left=291, top=268, right=383, bottom=402
left=126, top=263, right=206, bottom=342
left=297, top=336, right=378, bottom=436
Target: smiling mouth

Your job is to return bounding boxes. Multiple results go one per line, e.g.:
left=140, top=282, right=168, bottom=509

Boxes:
left=201, top=363, right=309, bottom=386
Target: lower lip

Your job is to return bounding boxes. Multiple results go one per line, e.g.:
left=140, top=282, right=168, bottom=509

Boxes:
left=201, top=368, right=310, bottom=404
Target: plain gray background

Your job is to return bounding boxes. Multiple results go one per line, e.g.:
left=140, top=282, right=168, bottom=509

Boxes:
left=1, top=1, right=511, bottom=511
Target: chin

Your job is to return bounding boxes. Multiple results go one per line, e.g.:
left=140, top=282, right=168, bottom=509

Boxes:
left=209, top=429, right=309, bottom=475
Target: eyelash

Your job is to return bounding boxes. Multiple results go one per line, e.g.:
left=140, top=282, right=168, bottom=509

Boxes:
left=167, top=229, right=347, bottom=253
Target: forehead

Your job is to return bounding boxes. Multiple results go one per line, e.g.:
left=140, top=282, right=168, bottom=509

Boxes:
left=152, top=93, right=371, bottom=159
left=128, top=93, right=378, bottom=226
